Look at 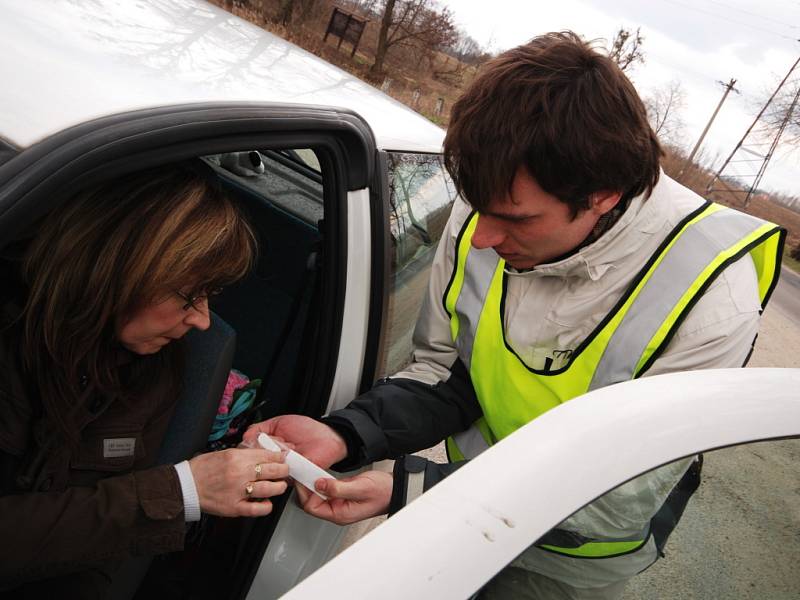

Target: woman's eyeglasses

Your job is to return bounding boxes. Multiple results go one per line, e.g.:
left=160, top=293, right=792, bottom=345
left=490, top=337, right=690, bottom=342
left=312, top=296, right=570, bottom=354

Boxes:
left=175, top=287, right=224, bottom=311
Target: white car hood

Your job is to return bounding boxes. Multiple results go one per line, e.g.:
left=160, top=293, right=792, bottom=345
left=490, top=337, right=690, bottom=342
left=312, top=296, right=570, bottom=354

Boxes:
left=0, top=0, right=445, bottom=153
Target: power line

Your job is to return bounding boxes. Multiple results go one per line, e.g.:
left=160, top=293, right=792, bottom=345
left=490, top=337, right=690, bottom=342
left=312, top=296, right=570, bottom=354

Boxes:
left=702, top=0, right=799, bottom=31
left=707, top=55, right=800, bottom=206
left=660, top=0, right=799, bottom=41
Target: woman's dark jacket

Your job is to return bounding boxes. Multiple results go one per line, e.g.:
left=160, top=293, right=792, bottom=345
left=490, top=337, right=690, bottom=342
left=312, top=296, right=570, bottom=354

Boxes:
left=0, top=303, right=187, bottom=592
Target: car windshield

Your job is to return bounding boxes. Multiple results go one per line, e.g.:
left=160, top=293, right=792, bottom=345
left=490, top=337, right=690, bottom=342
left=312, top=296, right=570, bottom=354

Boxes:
left=378, top=152, right=456, bottom=375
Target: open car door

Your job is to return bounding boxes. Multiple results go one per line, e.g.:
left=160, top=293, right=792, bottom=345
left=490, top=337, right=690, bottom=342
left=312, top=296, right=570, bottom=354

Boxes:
left=285, top=368, right=800, bottom=599
left=0, top=102, right=378, bottom=599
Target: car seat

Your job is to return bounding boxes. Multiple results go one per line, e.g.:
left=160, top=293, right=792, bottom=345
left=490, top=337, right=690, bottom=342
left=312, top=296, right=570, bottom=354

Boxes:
left=108, top=312, right=236, bottom=600
left=156, top=312, right=236, bottom=465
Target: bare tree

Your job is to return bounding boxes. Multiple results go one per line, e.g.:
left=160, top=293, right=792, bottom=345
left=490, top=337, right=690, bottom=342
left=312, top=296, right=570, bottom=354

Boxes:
left=645, top=80, right=686, bottom=144
left=769, top=190, right=800, bottom=212
left=369, top=0, right=457, bottom=78
left=445, top=30, right=487, bottom=65
left=429, top=30, right=487, bottom=84
left=607, top=27, right=644, bottom=72
left=761, top=78, right=800, bottom=146
left=271, top=0, right=318, bottom=25
left=354, top=0, right=381, bottom=15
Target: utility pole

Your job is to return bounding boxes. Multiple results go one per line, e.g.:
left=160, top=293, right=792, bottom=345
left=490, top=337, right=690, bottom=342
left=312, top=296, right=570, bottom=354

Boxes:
left=678, top=78, right=738, bottom=178
left=706, top=54, right=800, bottom=206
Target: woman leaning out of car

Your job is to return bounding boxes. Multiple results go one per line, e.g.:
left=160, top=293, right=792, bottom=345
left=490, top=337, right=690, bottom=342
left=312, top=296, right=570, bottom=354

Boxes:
left=0, top=161, right=288, bottom=597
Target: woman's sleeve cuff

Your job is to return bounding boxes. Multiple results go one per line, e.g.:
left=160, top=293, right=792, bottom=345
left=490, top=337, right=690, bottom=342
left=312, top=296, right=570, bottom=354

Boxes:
left=174, top=460, right=201, bottom=522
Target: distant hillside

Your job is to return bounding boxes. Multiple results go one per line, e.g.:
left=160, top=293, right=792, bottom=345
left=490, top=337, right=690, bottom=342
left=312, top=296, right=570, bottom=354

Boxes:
left=214, top=0, right=800, bottom=269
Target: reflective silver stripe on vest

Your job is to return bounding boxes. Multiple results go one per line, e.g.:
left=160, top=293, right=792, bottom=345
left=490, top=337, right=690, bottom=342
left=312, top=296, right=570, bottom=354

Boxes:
left=454, top=246, right=501, bottom=371
left=452, top=207, right=764, bottom=458
left=588, top=207, right=765, bottom=390
left=451, top=423, right=490, bottom=458
left=406, top=471, right=425, bottom=504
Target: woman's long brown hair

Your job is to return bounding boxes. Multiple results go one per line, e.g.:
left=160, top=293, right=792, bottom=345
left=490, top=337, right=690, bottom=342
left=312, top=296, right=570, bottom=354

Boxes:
left=21, top=161, right=256, bottom=445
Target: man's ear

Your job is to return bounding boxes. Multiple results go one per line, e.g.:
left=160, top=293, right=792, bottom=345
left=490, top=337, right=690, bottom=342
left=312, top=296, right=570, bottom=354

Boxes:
left=589, top=190, right=623, bottom=216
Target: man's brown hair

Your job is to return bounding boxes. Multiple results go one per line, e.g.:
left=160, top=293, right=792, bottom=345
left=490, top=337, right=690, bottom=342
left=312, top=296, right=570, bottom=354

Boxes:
left=444, top=31, right=662, bottom=214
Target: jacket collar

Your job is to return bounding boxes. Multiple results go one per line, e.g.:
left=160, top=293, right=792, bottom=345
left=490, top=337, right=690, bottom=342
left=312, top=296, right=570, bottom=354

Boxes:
left=505, top=171, right=667, bottom=282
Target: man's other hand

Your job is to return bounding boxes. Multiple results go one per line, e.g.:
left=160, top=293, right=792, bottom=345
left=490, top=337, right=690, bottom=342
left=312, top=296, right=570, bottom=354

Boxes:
left=244, top=415, right=348, bottom=469
left=296, top=471, right=393, bottom=525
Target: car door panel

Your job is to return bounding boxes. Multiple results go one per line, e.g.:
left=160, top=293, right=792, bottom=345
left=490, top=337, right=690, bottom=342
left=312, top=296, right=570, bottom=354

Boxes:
left=284, top=368, right=800, bottom=599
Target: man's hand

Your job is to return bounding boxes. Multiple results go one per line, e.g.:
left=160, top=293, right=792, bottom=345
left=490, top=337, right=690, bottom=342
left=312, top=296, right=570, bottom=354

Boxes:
left=296, top=471, right=393, bottom=525
left=243, top=415, right=348, bottom=469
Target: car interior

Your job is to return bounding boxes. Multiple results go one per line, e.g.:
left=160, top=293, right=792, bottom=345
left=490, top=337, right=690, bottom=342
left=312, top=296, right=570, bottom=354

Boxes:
left=0, top=146, right=335, bottom=599
left=136, top=149, right=332, bottom=599
left=206, top=149, right=325, bottom=418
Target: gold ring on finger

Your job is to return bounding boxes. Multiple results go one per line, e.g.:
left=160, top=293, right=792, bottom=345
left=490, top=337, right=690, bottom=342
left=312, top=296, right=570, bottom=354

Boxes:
left=254, top=463, right=263, bottom=478
left=245, top=482, right=255, bottom=497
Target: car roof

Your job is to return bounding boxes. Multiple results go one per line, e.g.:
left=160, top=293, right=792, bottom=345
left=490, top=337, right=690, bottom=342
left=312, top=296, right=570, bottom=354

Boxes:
left=0, top=0, right=445, bottom=153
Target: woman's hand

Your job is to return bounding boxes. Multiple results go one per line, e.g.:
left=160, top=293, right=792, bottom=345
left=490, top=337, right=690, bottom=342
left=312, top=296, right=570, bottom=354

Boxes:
left=188, top=448, right=289, bottom=517
left=296, top=470, right=393, bottom=525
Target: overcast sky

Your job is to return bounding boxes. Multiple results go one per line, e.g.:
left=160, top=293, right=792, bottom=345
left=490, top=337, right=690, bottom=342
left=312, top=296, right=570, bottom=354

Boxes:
left=442, top=0, right=800, bottom=197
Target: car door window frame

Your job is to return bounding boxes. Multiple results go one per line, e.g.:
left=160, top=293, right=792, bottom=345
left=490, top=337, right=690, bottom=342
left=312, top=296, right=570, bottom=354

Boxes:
left=0, top=102, right=377, bottom=598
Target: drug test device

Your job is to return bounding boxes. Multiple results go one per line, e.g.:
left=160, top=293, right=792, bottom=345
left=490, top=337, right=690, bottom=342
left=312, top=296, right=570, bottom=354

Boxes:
left=258, top=432, right=335, bottom=499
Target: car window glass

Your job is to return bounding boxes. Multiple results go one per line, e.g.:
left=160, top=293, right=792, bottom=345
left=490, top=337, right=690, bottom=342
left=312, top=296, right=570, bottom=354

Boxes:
left=377, top=152, right=456, bottom=376
left=289, top=148, right=321, bottom=172
left=475, top=439, right=800, bottom=599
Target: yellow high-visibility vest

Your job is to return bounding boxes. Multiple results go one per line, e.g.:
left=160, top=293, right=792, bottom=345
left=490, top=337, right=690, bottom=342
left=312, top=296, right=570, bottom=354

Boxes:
left=444, top=201, right=784, bottom=559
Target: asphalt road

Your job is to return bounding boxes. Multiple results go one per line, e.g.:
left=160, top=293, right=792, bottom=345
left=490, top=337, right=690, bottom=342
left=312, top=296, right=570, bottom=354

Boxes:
left=623, top=268, right=800, bottom=599
left=771, top=265, right=800, bottom=328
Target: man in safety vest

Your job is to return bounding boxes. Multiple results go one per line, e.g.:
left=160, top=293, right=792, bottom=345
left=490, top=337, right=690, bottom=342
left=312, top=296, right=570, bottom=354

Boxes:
left=246, top=31, right=784, bottom=598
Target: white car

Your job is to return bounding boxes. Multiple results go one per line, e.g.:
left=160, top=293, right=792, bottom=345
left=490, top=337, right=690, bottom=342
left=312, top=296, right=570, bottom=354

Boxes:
left=1, top=1, right=798, bottom=599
